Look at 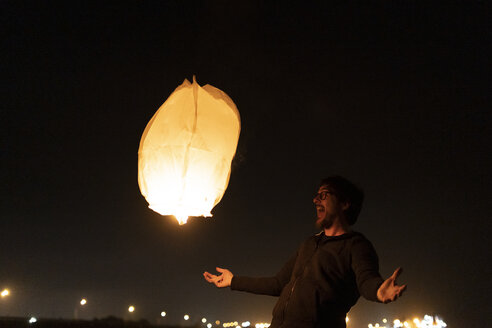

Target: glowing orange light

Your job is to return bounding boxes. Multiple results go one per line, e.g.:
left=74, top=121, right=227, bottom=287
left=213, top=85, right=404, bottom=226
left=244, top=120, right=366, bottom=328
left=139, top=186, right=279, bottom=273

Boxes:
left=138, top=77, right=240, bottom=225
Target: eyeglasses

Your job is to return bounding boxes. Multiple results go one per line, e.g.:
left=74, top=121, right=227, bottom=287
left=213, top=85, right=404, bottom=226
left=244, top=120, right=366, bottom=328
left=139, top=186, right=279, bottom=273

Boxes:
left=313, top=191, right=334, bottom=200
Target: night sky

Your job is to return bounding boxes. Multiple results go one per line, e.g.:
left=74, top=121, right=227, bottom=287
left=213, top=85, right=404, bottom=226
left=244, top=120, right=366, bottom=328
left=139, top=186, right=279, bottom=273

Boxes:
left=1, top=1, right=490, bottom=327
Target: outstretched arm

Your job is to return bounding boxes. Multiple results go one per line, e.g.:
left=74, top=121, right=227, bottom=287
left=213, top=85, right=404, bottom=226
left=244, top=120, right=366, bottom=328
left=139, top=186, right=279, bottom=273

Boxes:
left=203, top=267, right=233, bottom=288
left=203, top=252, right=297, bottom=296
left=377, top=267, right=407, bottom=303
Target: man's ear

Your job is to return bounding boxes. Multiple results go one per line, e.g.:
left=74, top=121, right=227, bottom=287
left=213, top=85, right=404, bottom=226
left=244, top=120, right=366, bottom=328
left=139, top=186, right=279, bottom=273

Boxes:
left=341, top=201, right=350, bottom=211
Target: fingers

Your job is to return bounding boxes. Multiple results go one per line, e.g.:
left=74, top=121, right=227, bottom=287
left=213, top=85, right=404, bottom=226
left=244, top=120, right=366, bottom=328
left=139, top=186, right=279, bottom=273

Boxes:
left=397, top=284, right=407, bottom=296
left=392, top=267, right=403, bottom=280
left=204, top=268, right=232, bottom=288
left=216, top=279, right=227, bottom=288
left=203, top=271, right=226, bottom=288
left=214, top=277, right=223, bottom=287
left=203, top=272, right=212, bottom=283
left=391, top=268, right=407, bottom=293
left=391, top=285, right=406, bottom=301
left=204, top=271, right=216, bottom=279
left=386, top=284, right=407, bottom=303
left=203, top=271, right=219, bottom=283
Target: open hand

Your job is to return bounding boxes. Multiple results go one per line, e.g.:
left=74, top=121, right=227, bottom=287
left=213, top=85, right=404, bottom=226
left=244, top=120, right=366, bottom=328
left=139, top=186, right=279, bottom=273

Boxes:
left=203, top=267, right=233, bottom=288
left=377, top=267, right=407, bottom=303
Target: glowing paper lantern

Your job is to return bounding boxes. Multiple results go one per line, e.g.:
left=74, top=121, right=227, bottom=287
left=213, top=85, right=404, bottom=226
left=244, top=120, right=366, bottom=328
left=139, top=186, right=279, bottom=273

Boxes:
left=138, top=77, right=240, bottom=225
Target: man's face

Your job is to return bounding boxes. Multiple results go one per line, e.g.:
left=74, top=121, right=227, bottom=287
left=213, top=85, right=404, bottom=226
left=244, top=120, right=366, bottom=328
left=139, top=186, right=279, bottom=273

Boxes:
left=313, top=185, right=347, bottom=229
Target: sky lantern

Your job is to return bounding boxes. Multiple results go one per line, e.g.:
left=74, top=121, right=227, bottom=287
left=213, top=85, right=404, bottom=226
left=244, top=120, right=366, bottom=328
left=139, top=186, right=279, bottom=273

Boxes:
left=138, top=77, right=241, bottom=225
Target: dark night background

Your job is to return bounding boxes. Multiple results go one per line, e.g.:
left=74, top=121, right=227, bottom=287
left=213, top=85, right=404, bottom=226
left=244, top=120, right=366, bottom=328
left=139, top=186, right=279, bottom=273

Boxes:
left=1, top=1, right=490, bottom=327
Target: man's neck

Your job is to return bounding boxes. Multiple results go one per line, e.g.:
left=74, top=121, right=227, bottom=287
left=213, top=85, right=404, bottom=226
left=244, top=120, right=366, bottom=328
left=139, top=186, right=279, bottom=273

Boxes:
left=324, top=218, right=351, bottom=237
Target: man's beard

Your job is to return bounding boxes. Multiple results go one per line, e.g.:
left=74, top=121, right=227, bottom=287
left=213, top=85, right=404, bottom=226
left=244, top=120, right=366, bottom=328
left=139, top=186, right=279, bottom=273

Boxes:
left=316, top=215, right=334, bottom=230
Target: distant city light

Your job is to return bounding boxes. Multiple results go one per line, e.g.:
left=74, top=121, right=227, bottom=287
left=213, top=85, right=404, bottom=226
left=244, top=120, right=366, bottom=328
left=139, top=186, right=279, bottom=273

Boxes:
left=211, top=315, right=447, bottom=328
left=255, top=323, right=270, bottom=328
left=364, top=315, right=447, bottom=328
left=421, top=314, right=447, bottom=328
left=0, top=293, right=447, bottom=328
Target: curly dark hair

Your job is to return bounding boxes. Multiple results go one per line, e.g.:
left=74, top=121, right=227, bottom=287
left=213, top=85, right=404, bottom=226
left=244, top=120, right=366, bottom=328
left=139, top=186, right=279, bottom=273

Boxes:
left=319, top=176, right=364, bottom=225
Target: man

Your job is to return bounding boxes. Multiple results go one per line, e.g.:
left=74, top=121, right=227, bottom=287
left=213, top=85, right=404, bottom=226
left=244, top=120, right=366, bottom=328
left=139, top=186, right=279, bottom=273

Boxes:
left=204, top=176, right=406, bottom=328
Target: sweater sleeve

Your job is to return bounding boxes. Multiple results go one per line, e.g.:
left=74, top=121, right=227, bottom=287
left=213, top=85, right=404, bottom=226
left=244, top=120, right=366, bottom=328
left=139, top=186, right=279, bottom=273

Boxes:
left=351, top=236, right=384, bottom=302
left=230, top=252, right=297, bottom=296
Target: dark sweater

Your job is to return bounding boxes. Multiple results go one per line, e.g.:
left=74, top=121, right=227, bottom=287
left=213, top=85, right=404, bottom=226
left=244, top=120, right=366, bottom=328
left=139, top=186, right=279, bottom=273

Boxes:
left=231, top=231, right=384, bottom=328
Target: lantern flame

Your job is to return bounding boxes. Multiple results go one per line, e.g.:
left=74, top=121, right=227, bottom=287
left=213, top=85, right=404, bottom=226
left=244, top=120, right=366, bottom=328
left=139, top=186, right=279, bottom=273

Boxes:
left=138, top=77, right=240, bottom=224
left=175, top=214, right=189, bottom=225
